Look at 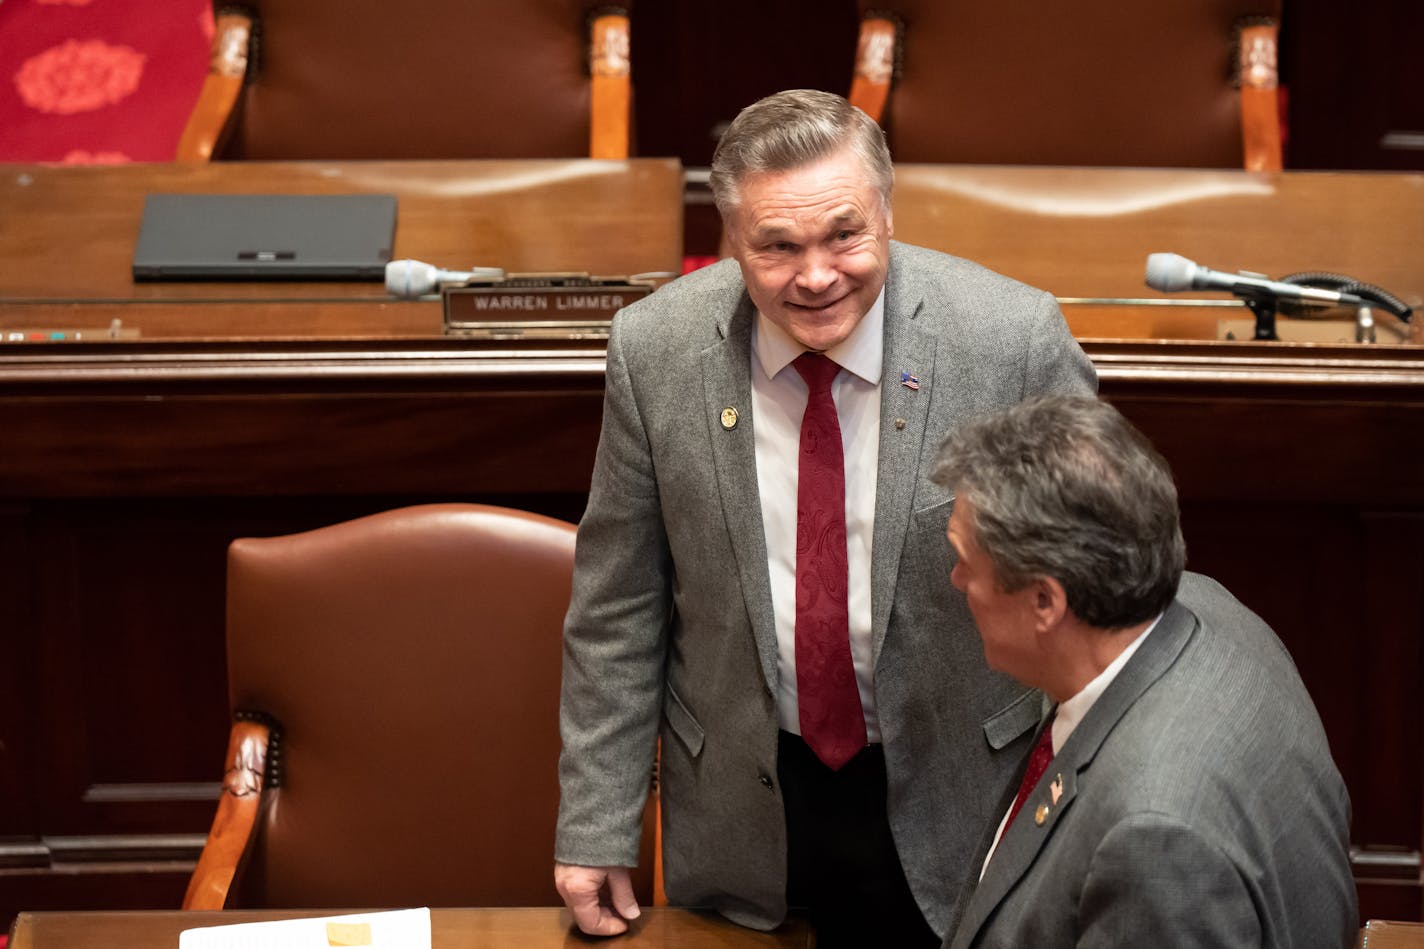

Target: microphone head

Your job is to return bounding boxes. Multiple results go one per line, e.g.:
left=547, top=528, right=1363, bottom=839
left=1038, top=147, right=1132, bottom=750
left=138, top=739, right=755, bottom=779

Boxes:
left=385, top=259, right=440, bottom=298
left=1145, top=252, right=1197, bottom=292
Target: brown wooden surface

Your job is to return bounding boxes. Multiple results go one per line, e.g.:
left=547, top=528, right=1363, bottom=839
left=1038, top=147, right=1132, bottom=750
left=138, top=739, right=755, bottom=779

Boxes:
left=9, top=907, right=812, bottom=949
left=0, top=159, right=682, bottom=339
left=1357, top=919, right=1424, bottom=949
left=893, top=165, right=1424, bottom=343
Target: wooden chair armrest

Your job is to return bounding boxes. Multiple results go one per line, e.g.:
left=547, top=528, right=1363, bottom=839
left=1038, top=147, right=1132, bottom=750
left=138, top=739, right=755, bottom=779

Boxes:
left=589, top=9, right=631, bottom=159
left=849, top=12, right=901, bottom=124
left=175, top=10, right=253, bottom=162
left=181, top=717, right=273, bottom=910
left=1236, top=19, right=1283, bottom=172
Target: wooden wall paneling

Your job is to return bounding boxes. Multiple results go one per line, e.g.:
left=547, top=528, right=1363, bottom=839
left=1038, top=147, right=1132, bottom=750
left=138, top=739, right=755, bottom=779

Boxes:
left=1351, top=510, right=1424, bottom=920
left=32, top=501, right=231, bottom=835
left=1282, top=0, right=1424, bottom=171
left=1096, top=347, right=1424, bottom=919
left=631, top=1, right=859, bottom=168
left=0, top=504, right=40, bottom=842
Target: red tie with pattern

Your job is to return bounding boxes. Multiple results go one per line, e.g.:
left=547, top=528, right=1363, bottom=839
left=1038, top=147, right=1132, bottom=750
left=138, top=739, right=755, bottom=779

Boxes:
left=1004, top=715, right=1056, bottom=830
left=792, top=352, right=866, bottom=771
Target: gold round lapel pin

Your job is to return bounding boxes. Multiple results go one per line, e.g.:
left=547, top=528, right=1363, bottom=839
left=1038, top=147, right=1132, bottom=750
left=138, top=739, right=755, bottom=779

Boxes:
left=1034, top=804, right=1050, bottom=826
left=721, top=407, right=738, bottom=430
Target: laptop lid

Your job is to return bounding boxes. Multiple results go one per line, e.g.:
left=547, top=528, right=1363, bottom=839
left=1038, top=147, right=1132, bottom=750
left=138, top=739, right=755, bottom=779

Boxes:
left=132, top=193, right=397, bottom=281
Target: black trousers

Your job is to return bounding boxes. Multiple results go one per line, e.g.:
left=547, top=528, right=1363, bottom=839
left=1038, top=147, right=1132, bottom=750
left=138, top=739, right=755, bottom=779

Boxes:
left=778, top=730, right=941, bottom=949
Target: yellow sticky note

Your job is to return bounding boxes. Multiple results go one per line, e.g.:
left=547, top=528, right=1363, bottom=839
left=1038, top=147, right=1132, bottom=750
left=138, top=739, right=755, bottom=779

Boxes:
left=325, top=921, right=373, bottom=946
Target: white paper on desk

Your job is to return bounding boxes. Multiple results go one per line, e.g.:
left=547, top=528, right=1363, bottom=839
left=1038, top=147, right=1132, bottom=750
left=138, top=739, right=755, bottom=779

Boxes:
left=179, top=907, right=431, bottom=949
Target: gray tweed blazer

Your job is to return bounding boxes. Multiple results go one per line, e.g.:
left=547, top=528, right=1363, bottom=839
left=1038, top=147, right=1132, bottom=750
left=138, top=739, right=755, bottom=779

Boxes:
left=556, top=241, right=1097, bottom=937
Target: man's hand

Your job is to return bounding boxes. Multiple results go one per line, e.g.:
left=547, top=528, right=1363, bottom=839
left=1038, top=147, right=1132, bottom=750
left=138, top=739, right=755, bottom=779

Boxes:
left=554, top=862, right=642, bottom=936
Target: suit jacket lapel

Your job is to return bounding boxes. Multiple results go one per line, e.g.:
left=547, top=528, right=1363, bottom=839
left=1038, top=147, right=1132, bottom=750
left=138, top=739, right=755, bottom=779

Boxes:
left=871, top=245, right=937, bottom=663
left=701, top=293, right=780, bottom=692
left=950, top=598, right=1200, bottom=948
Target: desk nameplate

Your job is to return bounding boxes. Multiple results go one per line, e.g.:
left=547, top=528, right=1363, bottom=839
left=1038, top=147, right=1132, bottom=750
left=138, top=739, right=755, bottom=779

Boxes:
left=442, top=273, right=656, bottom=339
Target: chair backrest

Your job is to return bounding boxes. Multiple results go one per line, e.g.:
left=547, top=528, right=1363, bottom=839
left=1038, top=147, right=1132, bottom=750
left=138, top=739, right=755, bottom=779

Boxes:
left=215, top=0, right=629, bottom=160
left=850, top=1, right=1282, bottom=170
left=219, top=503, right=642, bottom=907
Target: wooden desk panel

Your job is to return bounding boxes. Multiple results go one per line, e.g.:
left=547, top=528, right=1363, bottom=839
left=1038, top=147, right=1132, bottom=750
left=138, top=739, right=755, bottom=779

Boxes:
left=1, top=338, right=1420, bottom=926
left=10, top=908, right=812, bottom=949
left=893, top=165, right=1424, bottom=344
left=0, top=160, right=682, bottom=339
left=893, top=165, right=1424, bottom=302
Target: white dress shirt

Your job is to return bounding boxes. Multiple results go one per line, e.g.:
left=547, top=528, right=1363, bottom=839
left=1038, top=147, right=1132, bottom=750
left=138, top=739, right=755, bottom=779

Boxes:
left=750, top=288, right=886, bottom=743
left=980, top=614, right=1161, bottom=876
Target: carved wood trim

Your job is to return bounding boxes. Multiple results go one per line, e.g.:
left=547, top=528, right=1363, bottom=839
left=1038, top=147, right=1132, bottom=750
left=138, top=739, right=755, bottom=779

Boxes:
left=175, top=12, right=252, bottom=162
left=181, top=717, right=273, bottom=911
left=1237, top=19, right=1284, bottom=172
left=589, top=10, right=631, bottom=159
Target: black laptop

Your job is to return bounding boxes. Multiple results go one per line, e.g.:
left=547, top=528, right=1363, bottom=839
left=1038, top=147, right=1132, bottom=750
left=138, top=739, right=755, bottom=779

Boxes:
left=132, top=193, right=397, bottom=281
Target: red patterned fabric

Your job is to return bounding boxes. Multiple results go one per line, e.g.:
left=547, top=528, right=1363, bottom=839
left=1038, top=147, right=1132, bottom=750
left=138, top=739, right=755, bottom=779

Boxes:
left=0, top=0, right=213, bottom=163
left=793, top=352, right=865, bottom=771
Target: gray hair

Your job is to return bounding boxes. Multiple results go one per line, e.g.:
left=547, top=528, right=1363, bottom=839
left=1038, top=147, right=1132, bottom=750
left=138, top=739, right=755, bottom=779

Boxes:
left=931, top=396, right=1186, bottom=630
left=708, top=89, right=893, bottom=219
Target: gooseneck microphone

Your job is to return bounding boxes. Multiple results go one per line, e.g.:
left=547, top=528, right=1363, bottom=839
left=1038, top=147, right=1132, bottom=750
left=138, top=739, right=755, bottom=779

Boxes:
left=1145, top=253, right=1365, bottom=308
left=385, top=259, right=507, bottom=299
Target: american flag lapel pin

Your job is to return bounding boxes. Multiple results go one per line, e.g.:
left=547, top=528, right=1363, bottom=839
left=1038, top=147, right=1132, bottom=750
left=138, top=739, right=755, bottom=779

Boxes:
left=900, top=370, right=920, bottom=391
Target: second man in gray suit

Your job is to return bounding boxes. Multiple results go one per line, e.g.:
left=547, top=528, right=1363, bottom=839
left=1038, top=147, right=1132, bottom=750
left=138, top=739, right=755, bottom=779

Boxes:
left=934, top=395, right=1356, bottom=949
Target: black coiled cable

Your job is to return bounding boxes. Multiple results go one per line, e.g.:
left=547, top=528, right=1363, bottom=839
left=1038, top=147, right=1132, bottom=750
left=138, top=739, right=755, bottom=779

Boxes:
left=1278, top=271, right=1413, bottom=322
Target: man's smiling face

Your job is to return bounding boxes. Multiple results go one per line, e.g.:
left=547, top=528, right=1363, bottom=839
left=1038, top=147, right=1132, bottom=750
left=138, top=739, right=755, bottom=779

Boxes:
left=728, top=145, right=892, bottom=352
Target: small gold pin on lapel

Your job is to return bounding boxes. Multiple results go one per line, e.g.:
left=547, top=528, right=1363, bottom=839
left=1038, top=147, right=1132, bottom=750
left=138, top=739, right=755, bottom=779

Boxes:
left=894, top=418, right=906, bottom=430
left=1050, top=773, right=1064, bottom=806
left=720, top=407, right=739, bottom=430
left=1034, top=803, right=1050, bottom=826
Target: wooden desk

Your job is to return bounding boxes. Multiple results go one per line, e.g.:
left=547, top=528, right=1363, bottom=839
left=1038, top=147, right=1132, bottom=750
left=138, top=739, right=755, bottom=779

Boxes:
left=8, top=908, right=812, bottom=949
left=1, top=162, right=1421, bottom=925
left=0, top=159, right=682, bottom=339
left=893, top=165, right=1424, bottom=344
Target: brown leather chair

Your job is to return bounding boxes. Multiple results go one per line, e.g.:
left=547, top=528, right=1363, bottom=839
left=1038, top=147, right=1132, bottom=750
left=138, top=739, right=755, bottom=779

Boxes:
left=1359, top=920, right=1424, bottom=949
left=849, top=1, right=1283, bottom=170
left=178, top=1, right=631, bottom=161
left=183, top=503, right=656, bottom=910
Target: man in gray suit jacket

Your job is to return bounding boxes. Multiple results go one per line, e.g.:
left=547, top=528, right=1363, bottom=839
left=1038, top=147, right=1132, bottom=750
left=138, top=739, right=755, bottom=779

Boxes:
left=554, top=89, right=1096, bottom=944
left=934, top=396, right=1357, bottom=949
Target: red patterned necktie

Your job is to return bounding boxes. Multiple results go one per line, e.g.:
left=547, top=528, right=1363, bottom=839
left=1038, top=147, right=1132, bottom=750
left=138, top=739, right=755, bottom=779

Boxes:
left=1004, top=715, right=1056, bottom=830
left=792, top=352, right=866, bottom=771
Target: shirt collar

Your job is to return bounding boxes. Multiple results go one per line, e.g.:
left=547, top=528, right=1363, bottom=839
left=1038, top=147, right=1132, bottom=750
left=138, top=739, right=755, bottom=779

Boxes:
left=1050, top=613, right=1162, bottom=754
left=752, top=285, right=886, bottom=384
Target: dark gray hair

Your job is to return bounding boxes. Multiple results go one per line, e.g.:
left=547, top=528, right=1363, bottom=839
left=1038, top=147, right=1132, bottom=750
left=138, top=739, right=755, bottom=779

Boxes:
left=708, top=89, right=893, bottom=219
left=931, top=396, right=1186, bottom=629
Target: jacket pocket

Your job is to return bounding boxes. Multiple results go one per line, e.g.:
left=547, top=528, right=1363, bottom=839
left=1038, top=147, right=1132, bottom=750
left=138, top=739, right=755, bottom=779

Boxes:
left=910, top=495, right=955, bottom=535
left=981, top=688, right=1044, bottom=750
left=663, top=683, right=705, bottom=758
